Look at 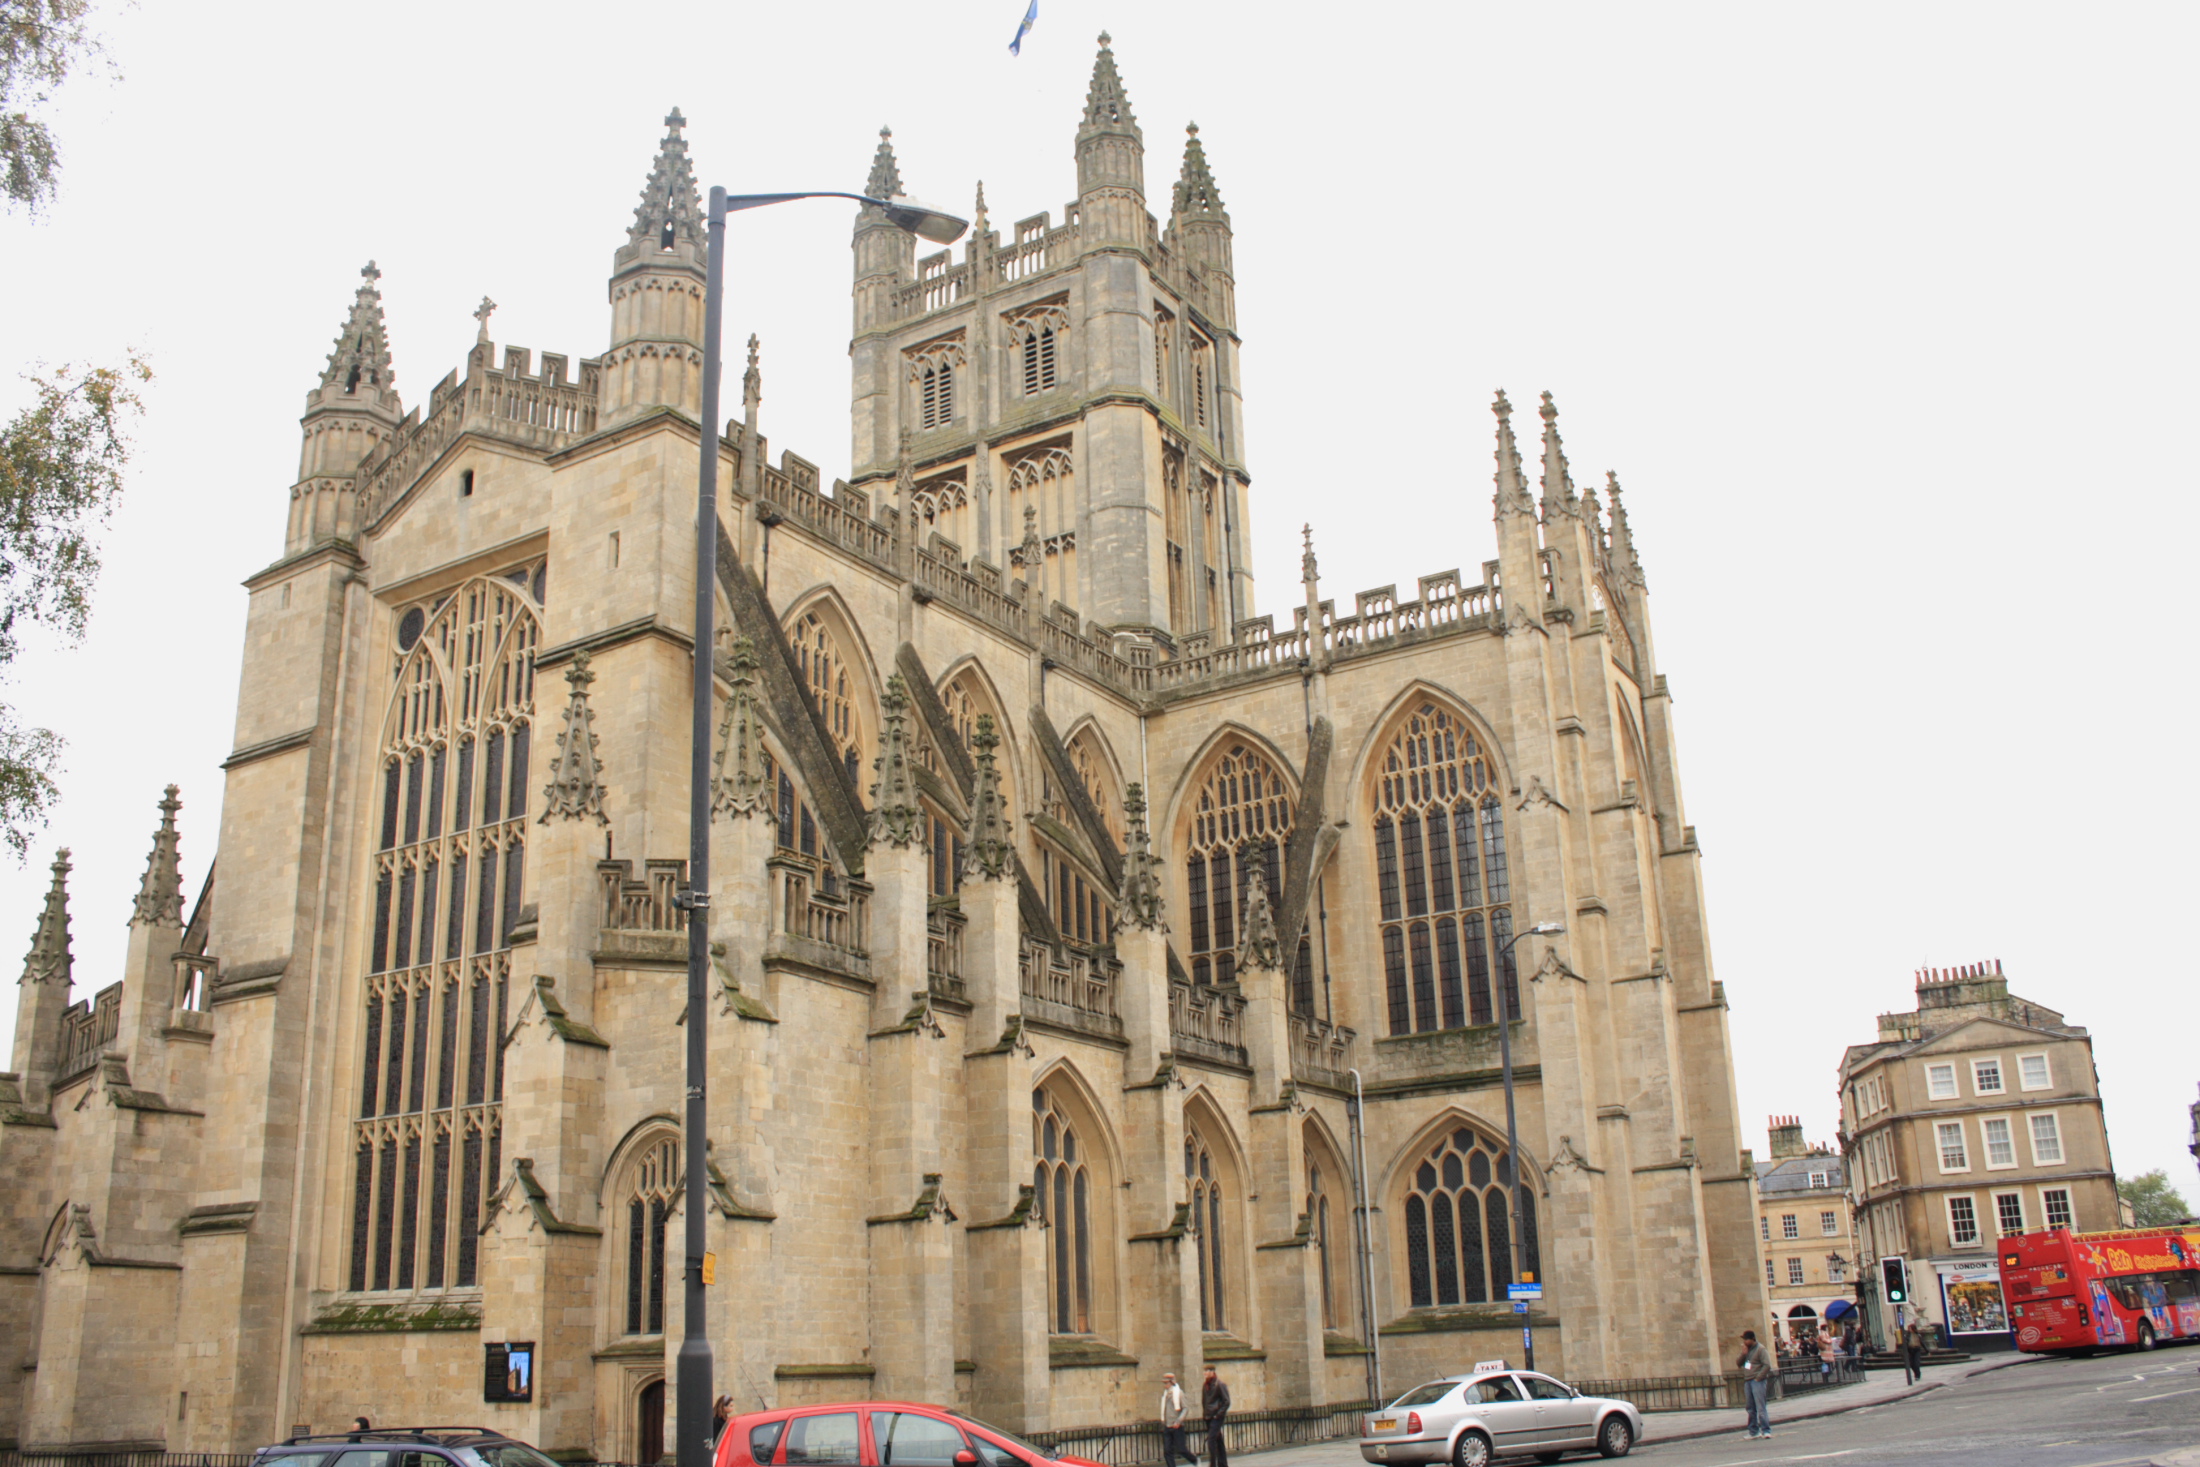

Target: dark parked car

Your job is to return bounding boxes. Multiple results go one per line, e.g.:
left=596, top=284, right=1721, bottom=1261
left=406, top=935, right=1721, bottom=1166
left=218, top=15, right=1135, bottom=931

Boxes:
left=254, top=1427, right=565, bottom=1467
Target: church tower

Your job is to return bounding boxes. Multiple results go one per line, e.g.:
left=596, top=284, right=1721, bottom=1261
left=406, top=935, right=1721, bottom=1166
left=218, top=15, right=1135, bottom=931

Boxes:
left=602, top=109, right=707, bottom=427
left=846, top=36, right=1253, bottom=641
left=288, top=263, right=402, bottom=553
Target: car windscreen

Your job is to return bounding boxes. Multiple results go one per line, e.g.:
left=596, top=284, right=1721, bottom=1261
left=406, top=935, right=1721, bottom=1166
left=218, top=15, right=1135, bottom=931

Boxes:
left=950, top=1413, right=1056, bottom=1463
left=1386, top=1383, right=1457, bottom=1409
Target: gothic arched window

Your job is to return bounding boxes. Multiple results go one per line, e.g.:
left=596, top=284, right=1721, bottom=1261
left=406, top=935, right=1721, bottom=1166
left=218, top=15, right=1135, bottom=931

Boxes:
left=908, top=340, right=964, bottom=431
left=1401, top=1126, right=1541, bottom=1310
left=623, top=1136, right=679, bottom=1335
left=1010, top=303, right=1067, bottom=397
left=1033, top=1085, right=1096, bottom=1334
left=789, top=607, right=865, bottom=787
left=1186, top=1132, right=1228, bottom=1331
left=1066, top=726, right=1123, bottom=847
left=1309, top=1159, right=1337, bottom=1330
left=1006, top=446, right=1076, bottom=613
left=1371, top=704, right=1515, bottom=1036
left=352, top=563, right=542, bottom=1296
left=1182, top=742, right=1305, bottom=989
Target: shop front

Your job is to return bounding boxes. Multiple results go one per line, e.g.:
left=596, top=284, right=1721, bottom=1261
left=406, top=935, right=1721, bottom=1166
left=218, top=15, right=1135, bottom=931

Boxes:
left=1935, top=1258, right=2014, bottom=1351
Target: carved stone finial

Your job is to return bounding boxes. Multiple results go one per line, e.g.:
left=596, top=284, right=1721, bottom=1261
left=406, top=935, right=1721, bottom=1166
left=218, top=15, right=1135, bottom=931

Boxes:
left=321, top=263, right=395, bottom=396
left=1082, top=33, right=1138, bottom=134
left=868, top=674, right=922, bottom=849
left=473, top=296, right=497, bottom=343
left=1236, top=863, right=1283, bottom=973
left=630, top=106, right=703, bottom=250
left=742, top=334, right=762, bottom=421
left=540, top=651, right=610, bottom=826
left=1116, top=784, right=1165, bottom=932
left=1538, top=389, right=1579, bottom=522
left=1492, top=389, right=1535, bottom=520
left=22, top=847, right=71, bottom=985
left=1300, top=523, right=1319, bottom=590
left=1016, top=502, right=1043, bottom=579
left=1170, top=117, right=1226, bottom=225
left=963, top=715, right=1015, bottom=880
left=712, top=637, right=769, bottom=820
left=130, top=786, right=184, bottom=928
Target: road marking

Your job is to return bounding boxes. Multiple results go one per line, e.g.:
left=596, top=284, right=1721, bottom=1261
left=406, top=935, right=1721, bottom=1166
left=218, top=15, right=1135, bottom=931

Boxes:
left=1708, top=1452, right=1860, bottom=1466
left=2129, top=1385, right=2200, bottom=1402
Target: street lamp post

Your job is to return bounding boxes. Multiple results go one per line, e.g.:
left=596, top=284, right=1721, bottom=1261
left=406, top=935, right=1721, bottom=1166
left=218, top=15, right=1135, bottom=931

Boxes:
left=1494, top=918, right=1565, bottom=1372
left=678, top=182, right=964, bottom=1467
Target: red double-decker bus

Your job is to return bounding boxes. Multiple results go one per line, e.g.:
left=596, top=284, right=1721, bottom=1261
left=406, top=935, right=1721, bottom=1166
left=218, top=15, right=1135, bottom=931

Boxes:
left=2000, top=1226, right=2200, bottom=1353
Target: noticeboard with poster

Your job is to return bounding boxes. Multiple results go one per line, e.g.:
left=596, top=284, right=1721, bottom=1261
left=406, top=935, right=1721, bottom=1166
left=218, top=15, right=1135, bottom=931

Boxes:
left=1938, top=1262, right=2009, bottom=1336
left=484, top=1341, right=535, bottom=1402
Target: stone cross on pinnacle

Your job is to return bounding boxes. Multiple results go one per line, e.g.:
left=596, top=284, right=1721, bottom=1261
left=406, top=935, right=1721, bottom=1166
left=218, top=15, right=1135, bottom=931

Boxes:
left=474, top=297, right=497, bottom=342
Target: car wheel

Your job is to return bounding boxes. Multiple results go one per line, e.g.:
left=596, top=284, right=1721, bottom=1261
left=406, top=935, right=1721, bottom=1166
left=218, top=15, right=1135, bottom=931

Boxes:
left=2136, top=1323, right=2157, bottom=1352
left=1452, top=1430, right=1492, bottom=1467
left=1597, top=1415, right=1633, bottom=1459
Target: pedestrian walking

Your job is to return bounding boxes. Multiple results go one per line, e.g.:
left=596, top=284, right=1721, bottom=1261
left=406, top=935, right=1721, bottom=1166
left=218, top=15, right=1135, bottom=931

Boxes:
left=1738, top=1330, right=1774, bottom=1440
left=1201, top=1367, right=1232, bottom=1467
left=1160, top=1372, right=1193, bottom=1467
left=1900, top=1314, right=1926, bottom=1384
left=1818, top=1331, right=1838, bottom=1381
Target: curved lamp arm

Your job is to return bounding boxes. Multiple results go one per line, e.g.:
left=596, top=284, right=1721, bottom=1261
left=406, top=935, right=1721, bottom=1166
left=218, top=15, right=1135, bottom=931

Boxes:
left=714, top=188, right=968, bottom=244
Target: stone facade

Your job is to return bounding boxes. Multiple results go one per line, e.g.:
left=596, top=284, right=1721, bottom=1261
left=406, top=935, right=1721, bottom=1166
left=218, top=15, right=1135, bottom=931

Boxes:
left=1839, top=961, right=2120, bottom=1348
left=0, top=41, right=1766, bottom=1459
left=1752, top=1119, right=1854, bottom=1346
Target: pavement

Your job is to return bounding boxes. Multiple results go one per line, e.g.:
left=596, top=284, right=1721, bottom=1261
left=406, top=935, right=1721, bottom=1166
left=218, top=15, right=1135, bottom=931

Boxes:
left=1229, top=1344, right=2200, bottom=1467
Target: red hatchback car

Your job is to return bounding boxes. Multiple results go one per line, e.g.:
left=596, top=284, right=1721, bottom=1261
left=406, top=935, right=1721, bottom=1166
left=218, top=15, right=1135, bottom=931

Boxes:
left=716, top=1403, right=1103, bottom=1467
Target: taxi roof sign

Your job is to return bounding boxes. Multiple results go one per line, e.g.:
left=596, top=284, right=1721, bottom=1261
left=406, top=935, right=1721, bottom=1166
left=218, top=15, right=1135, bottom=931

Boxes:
left=1473, top=1359, right=1510, bottom=1372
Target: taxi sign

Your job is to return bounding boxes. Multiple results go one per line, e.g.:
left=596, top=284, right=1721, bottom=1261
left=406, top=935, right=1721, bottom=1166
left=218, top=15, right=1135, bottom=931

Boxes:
left=1507, top=1282, right=1543, bottom=1299
left=1472, top=1359, right=1509, bottom=1372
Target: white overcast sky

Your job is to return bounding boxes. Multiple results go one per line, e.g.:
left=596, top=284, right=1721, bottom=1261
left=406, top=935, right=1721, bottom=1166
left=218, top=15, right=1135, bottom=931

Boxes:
left=1, top=1, right=2194, bottom=1189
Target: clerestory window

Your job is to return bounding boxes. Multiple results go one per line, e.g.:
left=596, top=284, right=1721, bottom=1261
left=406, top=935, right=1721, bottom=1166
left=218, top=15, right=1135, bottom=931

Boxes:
left=1181, top=742, right=1311, bottom=996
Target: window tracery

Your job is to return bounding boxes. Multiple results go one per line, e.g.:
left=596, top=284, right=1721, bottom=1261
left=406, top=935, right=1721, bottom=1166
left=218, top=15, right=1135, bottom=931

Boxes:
left=1008, top=302, right=1068, bottom=397
left=1400, top=1125, right=1540, bottom=1311
left=1309, top=1157, right=1337, bottom=1330
left=790, top=608, right=864, bottom=788
left=1186, top=1130, right=1228, bottom=1331
left=1181, top=742, right=1307, bottom=990
left=1033, top=1085, right=1096, bottom=1333
left=1066, top=727, right=1122, bottom=847
left=352, top=562, right=541, bottom=1296
left=907, top=340, right=964, bottom=431
left=622, top=1136, right=679, bottom=1335
left=1371, top=704, right=1514, bottom=1037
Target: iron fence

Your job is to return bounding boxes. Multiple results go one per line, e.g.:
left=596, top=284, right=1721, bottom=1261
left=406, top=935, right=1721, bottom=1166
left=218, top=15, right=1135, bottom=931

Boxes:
left=1571, top=1357, right=1866, bottom=1416
left=1027, top=1402, right=1375, bottom=1467
left=0, top=1454, right=255, bottom=1467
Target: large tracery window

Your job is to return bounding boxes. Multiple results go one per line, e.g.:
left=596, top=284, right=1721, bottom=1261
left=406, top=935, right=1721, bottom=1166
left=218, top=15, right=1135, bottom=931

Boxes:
left=1006, top=446, right=1076, bottom=614
left=352, top=563, right=542, bottom=1295
left=623, top=1136, right=679, bottom=1335
left=1401, top=1126, right=1541, bottom=1311
left=1182, top=742, right=1311, bottom=995
left=1372, top=704, right=1515, bottom=1036
left=1186, top=1131, right=1228, bottom=1331
left=1033, top=1085, right=1095, bottom=1334
left=790, top=607, right=865, bottom=789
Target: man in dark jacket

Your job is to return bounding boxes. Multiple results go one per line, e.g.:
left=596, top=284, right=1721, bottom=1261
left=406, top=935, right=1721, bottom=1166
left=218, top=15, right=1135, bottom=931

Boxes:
left=1202, top=1367, right=1231, bottom=1467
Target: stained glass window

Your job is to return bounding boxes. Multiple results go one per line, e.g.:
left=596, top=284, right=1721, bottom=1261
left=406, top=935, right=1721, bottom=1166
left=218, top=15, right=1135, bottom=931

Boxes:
left=1400, top=1126, right=1540, bottom=1310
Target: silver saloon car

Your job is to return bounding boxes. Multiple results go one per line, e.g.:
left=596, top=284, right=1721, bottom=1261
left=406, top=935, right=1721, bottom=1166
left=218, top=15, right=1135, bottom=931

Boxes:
left=1359, top=1370, right=1644, bottom=1465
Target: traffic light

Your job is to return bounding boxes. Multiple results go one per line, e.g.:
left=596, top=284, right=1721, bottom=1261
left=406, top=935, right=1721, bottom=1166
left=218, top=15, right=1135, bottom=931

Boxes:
left=1881, top=1256, right=1909, bottom=1305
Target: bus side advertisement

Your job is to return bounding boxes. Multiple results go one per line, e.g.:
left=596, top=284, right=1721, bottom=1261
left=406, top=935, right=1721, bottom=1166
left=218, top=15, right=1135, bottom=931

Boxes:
left=1999, top=1227, right=2200, bottom=1353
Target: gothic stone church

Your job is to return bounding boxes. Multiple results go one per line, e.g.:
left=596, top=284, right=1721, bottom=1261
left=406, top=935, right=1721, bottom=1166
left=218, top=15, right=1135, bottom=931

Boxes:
left=0, top=38, right=1768, bottom=1460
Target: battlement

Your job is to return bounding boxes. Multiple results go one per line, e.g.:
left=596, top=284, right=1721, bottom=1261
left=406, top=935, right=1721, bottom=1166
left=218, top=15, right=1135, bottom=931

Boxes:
left=358, top=340, right=602, bottom=527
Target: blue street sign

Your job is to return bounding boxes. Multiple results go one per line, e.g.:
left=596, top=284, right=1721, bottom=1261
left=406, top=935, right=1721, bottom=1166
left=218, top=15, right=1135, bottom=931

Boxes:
left=1513, top=1300, right=1528, bottom=1313
left=1507, top=1283, right=1543, bottom=1300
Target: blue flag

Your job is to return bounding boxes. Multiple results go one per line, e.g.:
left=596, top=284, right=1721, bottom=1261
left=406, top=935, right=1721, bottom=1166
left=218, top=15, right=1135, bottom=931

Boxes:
left=1008, top=0, right=1037, bottom=54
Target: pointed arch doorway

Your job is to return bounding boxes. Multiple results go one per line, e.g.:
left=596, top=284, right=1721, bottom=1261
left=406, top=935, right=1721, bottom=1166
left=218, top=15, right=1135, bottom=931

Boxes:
left=638, top=1377, right=666, bottom=1465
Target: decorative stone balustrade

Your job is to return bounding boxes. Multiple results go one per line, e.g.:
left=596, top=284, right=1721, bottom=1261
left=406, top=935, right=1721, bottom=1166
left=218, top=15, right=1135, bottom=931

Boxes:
left=771, top=854, right=870, bottom=961
left=1289, top=1011, right=1357, bottom=1089
left=1168, top=979, right=1247, bottom=1068
left=927, top=903, right=966, bottom=1003
left=1018, top=938, right=1122, bottom=1039
left=597, top=858, right=689, bottom=932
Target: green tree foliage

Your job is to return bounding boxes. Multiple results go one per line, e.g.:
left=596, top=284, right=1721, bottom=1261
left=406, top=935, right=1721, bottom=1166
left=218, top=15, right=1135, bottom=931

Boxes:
left=0, top=358, right=149, bottom=855
left=1, top=0, right=98, bottom=211
left=2117, top=1170, right=2193, bottom=1228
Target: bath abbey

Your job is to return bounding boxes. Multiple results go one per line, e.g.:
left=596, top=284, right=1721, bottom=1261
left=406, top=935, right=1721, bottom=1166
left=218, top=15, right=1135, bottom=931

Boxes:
left=0, top=37, right=1767, bottom=1460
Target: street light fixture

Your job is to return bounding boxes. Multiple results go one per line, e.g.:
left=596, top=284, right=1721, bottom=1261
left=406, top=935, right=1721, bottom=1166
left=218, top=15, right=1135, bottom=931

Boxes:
left=1494, top=918, right=1564, bottom=1371
left=678, top=183, right=968, bottom=1467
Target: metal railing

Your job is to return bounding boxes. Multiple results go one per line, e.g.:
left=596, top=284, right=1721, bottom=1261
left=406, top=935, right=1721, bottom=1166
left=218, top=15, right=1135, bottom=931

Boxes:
left=0, top=1454, right=255, bottom=1467
left=1570, top=1356, right=1866, bottom=1414
left=1029, top=1402, right=1375, bottom=1467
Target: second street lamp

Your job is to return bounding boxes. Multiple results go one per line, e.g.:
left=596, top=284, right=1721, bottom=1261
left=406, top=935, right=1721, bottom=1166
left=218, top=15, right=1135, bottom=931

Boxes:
left=678, top=183, right=966, bottom=1467
left=1495, top=918, right=1564, bottom=1372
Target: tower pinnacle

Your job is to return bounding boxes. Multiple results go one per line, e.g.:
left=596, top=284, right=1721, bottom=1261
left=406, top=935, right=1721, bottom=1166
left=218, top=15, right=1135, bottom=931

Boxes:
left=1606, top=471, right=1646, bottom=589
left=1082, top=33, right=1138, bottom=133
left=866, top=126, right=903, bottom=202
left=319, top=262, right=395, bottom=399
left=1492, top=391, right=1535, bottom=519
left=130, top=786, right=184, bottom=929
left=629, top=107, right=702, bottom=252
left=1538, top=390, right=1578, bottom=521
left=1170, top=122, right=1227, bottom=226
left=21, top=848, right=71, bottom=986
